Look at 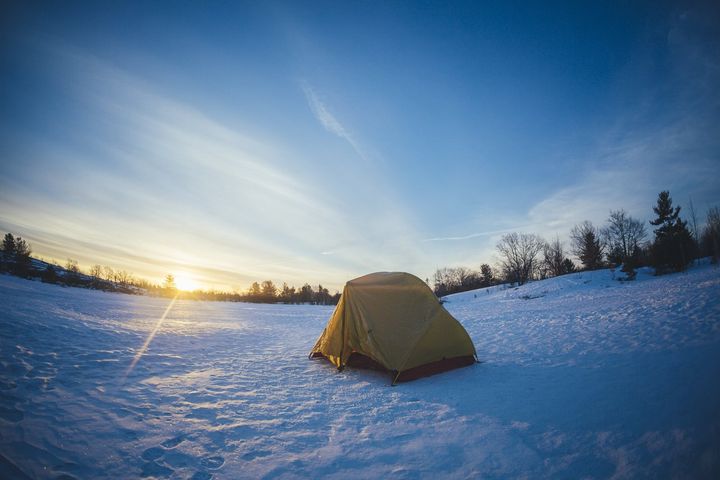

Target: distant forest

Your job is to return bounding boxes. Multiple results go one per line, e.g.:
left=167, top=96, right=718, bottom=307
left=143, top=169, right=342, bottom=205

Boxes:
left=0, top=236, right=340, bottom=305
left=2, top=191, right=718, bottom=303
left=432, top=190, right=719, bottom=296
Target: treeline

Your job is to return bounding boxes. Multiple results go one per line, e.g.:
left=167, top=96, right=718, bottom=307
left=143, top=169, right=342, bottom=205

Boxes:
left=0, top=235, right=148, bottom=294
left=0, top=247, right=152, bottom=295
left=433, top=264, right=498, bottom=297
left=434, top=191, right=720, bottom=296
left=0, top=233, right=340, bottom=305
left=241, top=280, right=340, bottom=305
left=153, top=276, right=340, bottom=304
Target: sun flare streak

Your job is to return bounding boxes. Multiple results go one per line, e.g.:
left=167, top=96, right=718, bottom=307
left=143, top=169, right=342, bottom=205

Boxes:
left=124, top=293, right=179, bottom=380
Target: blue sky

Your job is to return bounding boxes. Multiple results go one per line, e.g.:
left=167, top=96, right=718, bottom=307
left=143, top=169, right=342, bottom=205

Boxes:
left=1, top=1, right=718, bottom=291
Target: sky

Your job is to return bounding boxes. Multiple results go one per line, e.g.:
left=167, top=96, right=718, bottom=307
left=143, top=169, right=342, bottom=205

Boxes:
left=1, top=1, right=719, bottom=292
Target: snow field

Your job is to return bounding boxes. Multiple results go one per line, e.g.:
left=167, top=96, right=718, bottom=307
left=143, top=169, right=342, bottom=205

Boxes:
left=1, top=263, right=719, bottom=478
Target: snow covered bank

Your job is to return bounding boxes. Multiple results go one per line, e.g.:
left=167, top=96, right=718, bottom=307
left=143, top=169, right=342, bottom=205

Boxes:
left=1, top=264, right=719, bottom=478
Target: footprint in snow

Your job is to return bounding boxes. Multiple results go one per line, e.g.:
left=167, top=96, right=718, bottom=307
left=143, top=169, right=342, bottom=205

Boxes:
left=163, top=450, right=193, bottom=468
left=161, top=434, right=186, bottom=448
left=52, top=462, right=80, bottom=473
left=242, top=449, right=271, bottom=461
left=141, top=447, right=164, bottom=461
left=191, top=472, right=213, bottom=480
left=0, top=406, right=24, bottom=422
left=140, top=461, right=173, bottom=478
left=200, top=456, right=225, bottom=469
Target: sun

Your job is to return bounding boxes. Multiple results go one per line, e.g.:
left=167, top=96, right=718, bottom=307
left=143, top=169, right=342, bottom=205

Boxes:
left=174, top=272, right=200, bottom=292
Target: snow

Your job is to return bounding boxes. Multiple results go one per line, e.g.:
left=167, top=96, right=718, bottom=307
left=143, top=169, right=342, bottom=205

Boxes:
left=1, top=263, right=719, bottom=479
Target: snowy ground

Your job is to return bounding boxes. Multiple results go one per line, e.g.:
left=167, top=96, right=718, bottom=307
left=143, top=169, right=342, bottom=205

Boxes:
left=1, top=264, right=719, bottom=479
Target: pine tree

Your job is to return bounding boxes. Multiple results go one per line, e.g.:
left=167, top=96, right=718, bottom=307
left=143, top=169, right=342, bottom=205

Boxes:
left=13, top=237, right=32, bottom=276
left=480, top=264, right=494, bottom=287
left=650, top=191, right=694, bottom=273
left=164, top=274, right=177, bottom=292
left=1, top=233, right=16, bottom=271
left=561, top=258, right=576, bottom=274
left=651, top=191, right=680, bottom=231
left=42, top=265, right=58, bottom=283
left=570, top=221, right=604, bottom=270
left=299, top=284, right=314, bottom=304
left=261, top=280, right=277, bottom=302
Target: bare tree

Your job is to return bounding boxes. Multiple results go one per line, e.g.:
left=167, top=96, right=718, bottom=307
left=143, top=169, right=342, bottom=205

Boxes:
left=543, top=236, right=566, bottom=277
left=90, top=264, right=103, bottom=279
left=454, top=266, right=478, bottom=290
left=432, top=266, right=484, bottom=295
left=103, top=265, right=115, bottom=282
left=116, top=270, right=131, bottom=287
left=602, top=210, right=647, bottom=265
left=65, top=258, right=80, bottom=274
left=701, top=206, right=720, bottom=262
left=496, top=232, right=546, bottom=285
left=688, top=197, right=700, bottom=265
left=433, top=267, right=455, bottom=296
left=688, top=197, right=699, bottom=242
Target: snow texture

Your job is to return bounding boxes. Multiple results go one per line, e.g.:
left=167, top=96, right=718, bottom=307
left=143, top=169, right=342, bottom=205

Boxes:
left=1, top=263, right=719, bottom=479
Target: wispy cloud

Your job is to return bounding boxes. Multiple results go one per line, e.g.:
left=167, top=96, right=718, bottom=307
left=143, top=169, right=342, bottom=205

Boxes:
left=422, top=228, right=519, bottom=242
left=0, top=41, right=434, bottom=289
left=300, top=82, right=368, bottom=161
left=0, top=43, right=374, bottom=289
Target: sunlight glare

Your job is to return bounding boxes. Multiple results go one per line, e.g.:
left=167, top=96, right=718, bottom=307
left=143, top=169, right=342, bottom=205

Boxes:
left=123, top=293, right=178, bottom=381
left=174, top=272, right=199, bottom=291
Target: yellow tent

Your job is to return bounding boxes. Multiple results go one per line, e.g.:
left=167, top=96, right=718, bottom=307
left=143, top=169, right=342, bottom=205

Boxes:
left=309, top=272, right=477, bottom=383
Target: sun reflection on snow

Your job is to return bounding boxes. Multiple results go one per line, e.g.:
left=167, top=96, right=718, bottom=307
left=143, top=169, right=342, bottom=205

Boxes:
left=124, top=293, right=179, bottom=380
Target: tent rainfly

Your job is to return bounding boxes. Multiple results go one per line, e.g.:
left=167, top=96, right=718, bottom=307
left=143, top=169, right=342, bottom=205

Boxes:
left=309, top=272, right=477, bottom=384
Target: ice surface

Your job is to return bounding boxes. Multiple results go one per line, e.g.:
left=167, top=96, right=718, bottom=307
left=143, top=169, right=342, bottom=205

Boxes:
left=1, top=263, right=719, bottom=478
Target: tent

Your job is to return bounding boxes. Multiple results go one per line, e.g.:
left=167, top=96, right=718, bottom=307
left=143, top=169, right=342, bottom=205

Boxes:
left=309, top=272, right=477, bottom=383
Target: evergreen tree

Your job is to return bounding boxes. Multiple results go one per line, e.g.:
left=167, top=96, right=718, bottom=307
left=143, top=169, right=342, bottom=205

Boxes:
left=261, top=280, right=277, bottom=302
left=650, top=191, right=694, bottom=273
left=299, top=284, right=314, bottom=303
left=1, top=233, right=16, bottom=271
left=164, top=274, right=177, bottom=292
left=315, top=284, right=330, bottom=305
left=41, top=265, right=58, bottom=283
left=10, top=237, right=32, bottom=276
left=561, top=258, right=576, bottom=274
left=279, top=282, right=295, bottom=303
left=570, top=221, right=603, bottom=270
left=2, top=233, right=16, bottom=256
left=480, top=264, right=494, bottom=287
